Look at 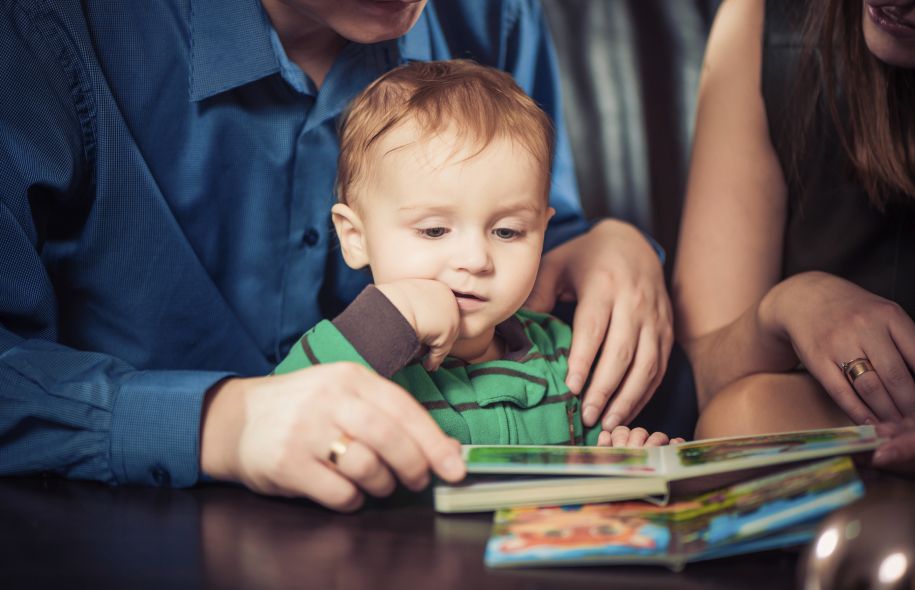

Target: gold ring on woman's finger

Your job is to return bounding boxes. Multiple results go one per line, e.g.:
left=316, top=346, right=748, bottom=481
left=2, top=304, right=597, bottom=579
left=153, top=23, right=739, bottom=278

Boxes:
left=839, top=357, right=875, bottom=384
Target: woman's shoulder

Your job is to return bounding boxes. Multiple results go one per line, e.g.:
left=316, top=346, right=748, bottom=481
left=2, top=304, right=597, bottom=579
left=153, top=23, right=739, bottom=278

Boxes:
left=695, top=0, right=768, bottom=128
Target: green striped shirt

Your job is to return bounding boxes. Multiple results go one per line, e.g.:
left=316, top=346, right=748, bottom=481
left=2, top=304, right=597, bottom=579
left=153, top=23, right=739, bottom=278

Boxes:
left=275, top=286, right=601, bottom=445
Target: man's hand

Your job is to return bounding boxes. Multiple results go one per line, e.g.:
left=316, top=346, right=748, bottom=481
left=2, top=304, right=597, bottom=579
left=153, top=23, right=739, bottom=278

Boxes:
left=526, top=219, right=673, bottom=430
left=201, top=364, right=466, bottom=512
left=376, top=279, right=460, bottom=371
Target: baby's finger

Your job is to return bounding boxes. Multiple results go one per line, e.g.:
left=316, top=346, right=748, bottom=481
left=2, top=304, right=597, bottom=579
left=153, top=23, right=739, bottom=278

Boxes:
left=609, top=425, right=631, bottom=447
left=626, top=427, right=650, bottom=447
left=596, top=430, right=613, bottom=447
left=671, top=437, right=686, bottom=445
left=644, top=431, right=671, bottom=447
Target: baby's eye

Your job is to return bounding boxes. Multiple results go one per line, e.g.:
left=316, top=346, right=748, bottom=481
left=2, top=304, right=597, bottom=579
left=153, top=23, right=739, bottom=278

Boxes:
left=493, top=227, right=522, bottom=240
left=420, top=227, right=448, bottom=239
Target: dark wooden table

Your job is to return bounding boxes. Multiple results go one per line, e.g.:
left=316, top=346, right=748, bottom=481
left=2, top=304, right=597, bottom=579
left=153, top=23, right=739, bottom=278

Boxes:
left=0, top=475, right=837, bottom=590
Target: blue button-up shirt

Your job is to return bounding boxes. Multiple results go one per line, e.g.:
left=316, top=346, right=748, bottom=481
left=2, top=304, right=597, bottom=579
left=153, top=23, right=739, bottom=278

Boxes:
left=0, top=0, right=588, bottom=488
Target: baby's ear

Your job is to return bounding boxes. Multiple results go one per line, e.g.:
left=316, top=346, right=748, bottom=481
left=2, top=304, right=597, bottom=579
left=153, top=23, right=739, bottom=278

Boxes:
left=331, top=203, right=370, bottom=269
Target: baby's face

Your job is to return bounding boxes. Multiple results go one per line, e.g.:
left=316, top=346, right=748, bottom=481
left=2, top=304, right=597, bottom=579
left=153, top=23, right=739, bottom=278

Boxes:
left=357, top=124, right=552, bottom=349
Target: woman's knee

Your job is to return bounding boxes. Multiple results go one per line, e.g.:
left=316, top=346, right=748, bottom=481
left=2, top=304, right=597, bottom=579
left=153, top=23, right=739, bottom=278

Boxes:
left=695, top=375, right=774, bottom=439
left=694, top=372, right=850, bottom=439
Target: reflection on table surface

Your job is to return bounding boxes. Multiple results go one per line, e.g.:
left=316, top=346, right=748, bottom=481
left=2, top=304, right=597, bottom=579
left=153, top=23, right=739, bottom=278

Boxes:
left=0, top=475, right=815, bottom=590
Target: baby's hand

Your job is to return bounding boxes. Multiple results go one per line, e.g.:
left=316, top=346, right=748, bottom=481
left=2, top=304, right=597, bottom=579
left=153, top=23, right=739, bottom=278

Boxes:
left=596, top=425, right=686, bottom=447
left=376, top=279, right=460, bottom=371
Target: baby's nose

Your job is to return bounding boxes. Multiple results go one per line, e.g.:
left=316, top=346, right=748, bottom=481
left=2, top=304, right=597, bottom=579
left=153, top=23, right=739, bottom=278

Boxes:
left=451, top=235, right=493, bottom=273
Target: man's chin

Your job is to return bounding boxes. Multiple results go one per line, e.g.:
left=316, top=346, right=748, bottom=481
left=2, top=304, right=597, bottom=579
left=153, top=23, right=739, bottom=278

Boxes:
left=339, top=4, right=425, bottom=44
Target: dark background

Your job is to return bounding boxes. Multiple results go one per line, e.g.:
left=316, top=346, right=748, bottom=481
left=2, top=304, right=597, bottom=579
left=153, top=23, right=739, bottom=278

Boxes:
left=542, top=0, right=723, bottom=439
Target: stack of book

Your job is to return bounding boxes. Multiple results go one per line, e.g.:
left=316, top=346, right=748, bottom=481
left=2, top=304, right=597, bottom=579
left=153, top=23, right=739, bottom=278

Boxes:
left=433, top=425, right=880, bottom=569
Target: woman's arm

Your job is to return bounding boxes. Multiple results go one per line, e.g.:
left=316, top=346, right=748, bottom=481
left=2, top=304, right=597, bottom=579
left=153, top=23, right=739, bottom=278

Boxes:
left=672, top=0, right=794, bottom=407
left=674, top=0, right=915, bottom=430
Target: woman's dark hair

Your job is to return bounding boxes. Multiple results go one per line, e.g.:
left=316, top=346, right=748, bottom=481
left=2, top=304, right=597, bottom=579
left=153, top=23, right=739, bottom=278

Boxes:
left=789, top=0, right=915, bottom=207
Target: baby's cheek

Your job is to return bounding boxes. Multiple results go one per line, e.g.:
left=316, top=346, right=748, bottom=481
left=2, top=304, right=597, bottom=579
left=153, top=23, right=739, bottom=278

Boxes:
left=371, top=254, right=437, bottom=284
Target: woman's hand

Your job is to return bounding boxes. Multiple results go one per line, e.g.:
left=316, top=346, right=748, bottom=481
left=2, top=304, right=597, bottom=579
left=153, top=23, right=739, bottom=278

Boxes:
left=762, top=271, right=915, bottom=424
left=596, top=425, right=686, bottom=447
left=874, top=418, right=915, bottom=472
left=201, top=364, right=466, bottom=512
left=525, top=219, right=673, bottom=431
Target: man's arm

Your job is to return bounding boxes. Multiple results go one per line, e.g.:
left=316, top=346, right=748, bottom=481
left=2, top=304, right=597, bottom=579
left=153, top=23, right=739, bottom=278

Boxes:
left=0, top=5, right=230, bottom=487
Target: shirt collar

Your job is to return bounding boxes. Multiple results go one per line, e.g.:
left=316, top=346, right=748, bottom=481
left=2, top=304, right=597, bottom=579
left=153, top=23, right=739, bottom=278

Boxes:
left=268, top=27, right=316, bottom=96
left=189, top=0, right=279, bottom=102
left=189, top=0, right=435, bottom=102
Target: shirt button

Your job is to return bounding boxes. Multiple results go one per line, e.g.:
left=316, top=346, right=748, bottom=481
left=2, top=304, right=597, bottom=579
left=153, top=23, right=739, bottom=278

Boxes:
left=302, top=228, right=319, bottom=247
left=151, top=466, right=171, bottom=487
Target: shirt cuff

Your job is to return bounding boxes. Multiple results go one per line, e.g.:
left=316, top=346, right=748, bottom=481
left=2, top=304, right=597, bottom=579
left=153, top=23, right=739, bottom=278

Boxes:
left=543, top=217, right=593, bottom=253
left=546, top=218, right=665, bottom=265
left=640, top=229, right=666, bottom=266
left=109, top=370, right=234, bottom=488
left=332, top=285, right=421, bottom=378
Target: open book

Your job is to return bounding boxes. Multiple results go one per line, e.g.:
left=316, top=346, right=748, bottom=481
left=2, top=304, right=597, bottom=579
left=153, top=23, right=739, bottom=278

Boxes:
left=434, top=425, right=879, bottom=513
left=483, top=456, right=864, bottom=570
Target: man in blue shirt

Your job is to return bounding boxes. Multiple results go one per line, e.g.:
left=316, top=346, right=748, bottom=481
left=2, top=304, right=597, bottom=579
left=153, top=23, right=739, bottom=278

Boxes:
left=0, top=0, right=672, bottom=510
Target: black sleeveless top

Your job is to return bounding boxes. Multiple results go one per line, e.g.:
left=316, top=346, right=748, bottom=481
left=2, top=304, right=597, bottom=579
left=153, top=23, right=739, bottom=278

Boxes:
left=761, top=0, right=915, bottom=318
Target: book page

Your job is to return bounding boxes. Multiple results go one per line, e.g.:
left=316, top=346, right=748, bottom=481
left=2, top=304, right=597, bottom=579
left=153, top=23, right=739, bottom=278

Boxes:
left=662, top=425, right=879, bottom=479
left=433, top=474, right=670, bottom=513
left=462, top=445, right=665, bottom=476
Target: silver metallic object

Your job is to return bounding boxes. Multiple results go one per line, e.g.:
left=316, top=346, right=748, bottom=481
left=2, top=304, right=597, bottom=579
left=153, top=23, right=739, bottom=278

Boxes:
left=800, top=482, right=915, bottom=590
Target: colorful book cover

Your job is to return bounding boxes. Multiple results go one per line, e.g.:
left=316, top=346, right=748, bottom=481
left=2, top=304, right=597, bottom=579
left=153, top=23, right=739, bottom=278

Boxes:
left=483, top=456, right=864, bottom=570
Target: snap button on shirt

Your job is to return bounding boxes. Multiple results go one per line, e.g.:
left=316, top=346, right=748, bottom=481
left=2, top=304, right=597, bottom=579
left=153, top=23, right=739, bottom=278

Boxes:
left=151, top=466, right=171, bottom=487
left=302, top=228, right=320, bottom=247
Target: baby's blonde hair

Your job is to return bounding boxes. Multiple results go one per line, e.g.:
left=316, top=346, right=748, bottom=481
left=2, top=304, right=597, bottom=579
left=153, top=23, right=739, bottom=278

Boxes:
left=336, top=59, right=553, bottom=206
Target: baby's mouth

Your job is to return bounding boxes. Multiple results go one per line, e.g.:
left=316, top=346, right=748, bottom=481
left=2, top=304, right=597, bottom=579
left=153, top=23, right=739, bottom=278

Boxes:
left=453, top=290, right=487, bottom=302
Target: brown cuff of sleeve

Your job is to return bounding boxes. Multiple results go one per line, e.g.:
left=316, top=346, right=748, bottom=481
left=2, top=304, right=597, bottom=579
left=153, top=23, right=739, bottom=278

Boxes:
left=332, top=285, right=422, bottom=379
